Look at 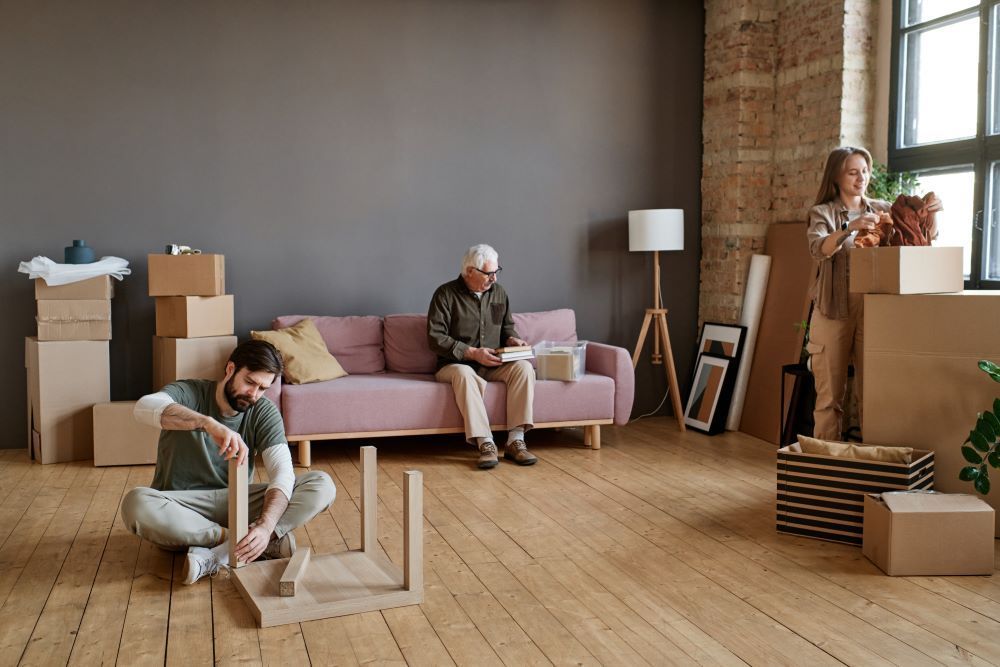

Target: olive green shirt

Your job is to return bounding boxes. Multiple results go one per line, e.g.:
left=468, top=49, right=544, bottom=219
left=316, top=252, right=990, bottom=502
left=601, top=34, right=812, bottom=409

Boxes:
left=427, top=276, right=519, bottom=369
left=151, top=379, right=286, bottom=491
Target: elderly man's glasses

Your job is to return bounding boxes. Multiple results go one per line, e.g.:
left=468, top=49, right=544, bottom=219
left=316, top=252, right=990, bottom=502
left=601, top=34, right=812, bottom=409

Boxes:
left=472, top=266, right=503, bottom=279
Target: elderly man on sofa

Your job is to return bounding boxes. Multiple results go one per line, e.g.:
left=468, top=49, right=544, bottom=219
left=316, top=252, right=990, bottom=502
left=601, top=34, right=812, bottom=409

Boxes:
left=427, top=244, right=538, bottom=470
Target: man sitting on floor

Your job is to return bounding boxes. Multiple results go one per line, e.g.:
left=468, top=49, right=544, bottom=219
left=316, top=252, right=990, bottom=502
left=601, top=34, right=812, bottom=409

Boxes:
left=120, top=340, right=335, bottom=584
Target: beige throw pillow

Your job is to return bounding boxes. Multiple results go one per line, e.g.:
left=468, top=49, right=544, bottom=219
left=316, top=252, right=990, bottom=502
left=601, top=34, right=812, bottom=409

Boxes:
left=251, top=318, right=348, bottom=384
left=795, top=435, right=913, bottom=464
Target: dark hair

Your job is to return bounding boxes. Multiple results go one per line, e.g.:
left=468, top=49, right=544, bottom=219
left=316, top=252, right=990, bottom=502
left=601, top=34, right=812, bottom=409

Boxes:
left=229, top=340, right=284, bottom=377
left=814, top=146, right=873, bottom=205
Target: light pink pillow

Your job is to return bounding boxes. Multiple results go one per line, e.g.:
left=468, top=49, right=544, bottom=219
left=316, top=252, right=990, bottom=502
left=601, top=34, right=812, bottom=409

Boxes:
left=513, top=309, right=578, bottom=344
left=272, top=315, right=384, bottom=374
left=384, top=314, right=438, bottom=374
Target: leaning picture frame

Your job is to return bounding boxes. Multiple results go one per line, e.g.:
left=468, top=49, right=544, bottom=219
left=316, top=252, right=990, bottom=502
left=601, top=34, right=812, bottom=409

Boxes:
left=696, top=322, right=748, bottom=360
left=684, top=353, right=735, bottom=435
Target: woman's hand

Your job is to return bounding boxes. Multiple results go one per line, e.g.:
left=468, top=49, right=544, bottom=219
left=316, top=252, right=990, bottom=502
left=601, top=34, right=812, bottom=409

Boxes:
left=847, top=212, right=878, bottom=233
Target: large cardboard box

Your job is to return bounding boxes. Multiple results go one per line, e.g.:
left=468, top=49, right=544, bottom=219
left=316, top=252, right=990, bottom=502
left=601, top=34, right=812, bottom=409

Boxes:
left=34, top=275, right=114, bottom=300
left=155, top=295, right=234, bottom=338
left=776, top=444, right=934, bottom=545
left=850, top=246, right=963, bottom=294
left=25, top=337, right=110, bottom=464
left=36, top=299, right=111, bottom=341
left=93, top=401, right=161, bottom=467
left=865, top=292, right=1000, bottom=536
left=863, top=492, right=994, bottom=575
left=148, top=253, right=225, bottom=296
left=152, top=335, right=237, bottom=390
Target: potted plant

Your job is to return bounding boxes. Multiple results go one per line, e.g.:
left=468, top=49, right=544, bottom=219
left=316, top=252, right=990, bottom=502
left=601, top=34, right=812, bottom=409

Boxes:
left=959, top=360, right=1000, bottom=494
left=867, top=162, right=919, bottom=201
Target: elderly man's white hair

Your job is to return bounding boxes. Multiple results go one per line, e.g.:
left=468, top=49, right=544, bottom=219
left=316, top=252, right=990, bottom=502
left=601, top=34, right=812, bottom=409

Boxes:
left=461, top=244, right=499, bottom=273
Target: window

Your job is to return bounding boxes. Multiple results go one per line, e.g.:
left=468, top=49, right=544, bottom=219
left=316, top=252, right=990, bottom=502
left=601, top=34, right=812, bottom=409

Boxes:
left=890, top=0, right=996, bottom=286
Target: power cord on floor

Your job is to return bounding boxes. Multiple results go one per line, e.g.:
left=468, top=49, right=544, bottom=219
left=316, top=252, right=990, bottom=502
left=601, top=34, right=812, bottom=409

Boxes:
left=629, top=388, right=671, bottom=423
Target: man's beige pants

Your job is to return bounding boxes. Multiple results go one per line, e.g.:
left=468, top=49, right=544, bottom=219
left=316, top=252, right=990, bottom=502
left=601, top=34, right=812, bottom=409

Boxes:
left=120, top=471, right=335, bottom=551
left=436, top=360, right=535, bottom=443
left=808, top=292, right=863, bottom=441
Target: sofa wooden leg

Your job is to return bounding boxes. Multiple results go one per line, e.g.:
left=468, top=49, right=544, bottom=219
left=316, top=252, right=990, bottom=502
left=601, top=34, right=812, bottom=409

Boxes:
left=585, top=425, right=601, bottom=450
left=297, top=440, right=312, bottom=467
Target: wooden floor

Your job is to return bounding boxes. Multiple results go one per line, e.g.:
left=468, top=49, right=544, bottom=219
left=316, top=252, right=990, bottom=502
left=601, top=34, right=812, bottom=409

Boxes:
left=1, top=419, right=999, bottom=666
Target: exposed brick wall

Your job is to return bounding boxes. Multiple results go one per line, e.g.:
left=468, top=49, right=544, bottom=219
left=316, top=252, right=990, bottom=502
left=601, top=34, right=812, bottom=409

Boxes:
left=700, top=0, right=877, bottom=324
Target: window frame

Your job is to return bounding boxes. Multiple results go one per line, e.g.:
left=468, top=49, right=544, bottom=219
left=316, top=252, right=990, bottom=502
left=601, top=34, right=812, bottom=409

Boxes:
left=889, top=0, right=993, bottom=288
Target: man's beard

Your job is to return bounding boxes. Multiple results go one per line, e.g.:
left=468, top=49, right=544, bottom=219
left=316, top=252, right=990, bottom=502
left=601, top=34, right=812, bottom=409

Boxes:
left=225, top=378, right=255, bottom=413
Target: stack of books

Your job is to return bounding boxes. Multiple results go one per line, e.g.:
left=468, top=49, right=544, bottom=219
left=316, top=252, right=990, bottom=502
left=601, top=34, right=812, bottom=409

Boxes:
left=495, top=345, right=534, bottom=362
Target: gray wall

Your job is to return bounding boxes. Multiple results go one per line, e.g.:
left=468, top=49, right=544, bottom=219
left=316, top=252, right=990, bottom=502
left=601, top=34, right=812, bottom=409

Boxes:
left=1, top=0, right=704, bottom=449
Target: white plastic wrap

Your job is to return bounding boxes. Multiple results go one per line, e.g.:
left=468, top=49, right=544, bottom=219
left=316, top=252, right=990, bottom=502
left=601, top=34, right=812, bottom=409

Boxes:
left=18, top=256, right=131, bottom=286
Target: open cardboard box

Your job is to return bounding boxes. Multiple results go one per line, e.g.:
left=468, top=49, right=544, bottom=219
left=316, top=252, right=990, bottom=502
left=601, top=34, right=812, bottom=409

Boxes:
left=850, top=246, right=963, bottom=294
left=863, top=491, right=994, bottom=576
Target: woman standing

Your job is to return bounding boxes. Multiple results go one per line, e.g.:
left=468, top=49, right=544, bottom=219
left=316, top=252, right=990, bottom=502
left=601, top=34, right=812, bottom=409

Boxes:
left=806, top=146, right=941, bottom=440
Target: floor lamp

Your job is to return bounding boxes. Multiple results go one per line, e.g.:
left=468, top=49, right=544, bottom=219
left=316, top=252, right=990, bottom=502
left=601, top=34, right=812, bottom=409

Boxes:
left=629, top=209, right=686, bottom=431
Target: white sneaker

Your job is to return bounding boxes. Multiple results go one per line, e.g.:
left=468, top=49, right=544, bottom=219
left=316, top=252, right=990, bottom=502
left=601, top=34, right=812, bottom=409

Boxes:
left=181, top=546, right=226, bottom=585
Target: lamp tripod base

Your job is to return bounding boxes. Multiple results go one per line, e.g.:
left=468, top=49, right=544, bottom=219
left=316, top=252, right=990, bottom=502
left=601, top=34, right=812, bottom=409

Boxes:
left=632, top=308, right=686, bottom=432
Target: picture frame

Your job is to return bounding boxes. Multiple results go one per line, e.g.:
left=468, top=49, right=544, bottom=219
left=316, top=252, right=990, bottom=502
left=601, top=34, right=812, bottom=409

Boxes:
left=684, top=353, right=735, bottom=435
left=695, top=322, right=747, bottom=361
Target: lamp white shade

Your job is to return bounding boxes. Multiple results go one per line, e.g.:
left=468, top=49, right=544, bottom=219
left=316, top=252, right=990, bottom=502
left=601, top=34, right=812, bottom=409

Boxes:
left=628, top=209, right=684, bottom=252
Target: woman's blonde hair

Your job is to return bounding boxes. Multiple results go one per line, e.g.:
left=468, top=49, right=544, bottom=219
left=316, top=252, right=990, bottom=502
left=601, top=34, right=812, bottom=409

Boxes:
left=814, top=146, right=873, bottom=205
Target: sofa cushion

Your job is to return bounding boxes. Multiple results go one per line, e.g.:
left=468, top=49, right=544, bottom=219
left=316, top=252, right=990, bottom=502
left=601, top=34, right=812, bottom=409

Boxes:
left=272, top=315, right=384, bottom=374
left=251, top=318, right=348, bottom=384
left=384, top=314, right=438, bottom=374
left=513, top=309, right=578, bottom=344
left=280, top=371, right=615, bottom=436
left=281, top=373, right=504, bottom=435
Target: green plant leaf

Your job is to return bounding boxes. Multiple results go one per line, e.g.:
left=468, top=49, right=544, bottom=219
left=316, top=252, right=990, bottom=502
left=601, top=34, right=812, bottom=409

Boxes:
left=960, top=466, right=980, bottom=481
left=962, top=446, right=983, bottom=464
left=977, top=416, right=998, bottom=442
left=979, top=360, right=1000, bottom=383
left=995, top=397, right=1000, bottom=417
left=984, top=410, right=1000, bottom=437
left=974, top=474, right=991, bottom=495
left=989, top=451, right=1000, bottom=469
left=970, top=429, right=993, bottom=452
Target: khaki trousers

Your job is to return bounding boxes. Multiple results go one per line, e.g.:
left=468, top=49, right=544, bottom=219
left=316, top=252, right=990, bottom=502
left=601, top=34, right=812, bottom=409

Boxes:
left=120, top=470, right=336, bottom=551
left=436, top=360, right=535, bottom=443
left=808, top=292, right=864, bottom=441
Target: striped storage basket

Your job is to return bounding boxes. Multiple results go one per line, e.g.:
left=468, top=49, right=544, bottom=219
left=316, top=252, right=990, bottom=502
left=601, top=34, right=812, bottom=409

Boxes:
left=776, top=445, right=934, bottom=546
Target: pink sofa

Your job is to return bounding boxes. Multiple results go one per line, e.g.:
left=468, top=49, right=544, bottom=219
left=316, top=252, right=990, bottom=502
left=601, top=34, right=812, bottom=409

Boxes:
left=264, top=309, right=634, bottom=466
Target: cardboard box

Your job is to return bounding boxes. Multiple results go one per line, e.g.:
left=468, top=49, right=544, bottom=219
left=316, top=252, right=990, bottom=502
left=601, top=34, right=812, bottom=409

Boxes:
left=865, top=292, right=1000, bottom=536
left=93, top=401, right=161, bottom=467
left=850, top=246, right=963, bottom=294
left=36, top=299, right=111, bottom=341
left=863, top=492, right=994, bottom=575
left=535, top=341, right=587, bottom=381
left=776, top=444, right=934, bottom=545
left=148, top=253, right=225, bottom=296
left=152, top=335, right=237, bottom=390
left=155, top=295, right=234, bottom=338
left=35, top=275, right=114, bottom=300
left=25, top=337, right=110, bottom=464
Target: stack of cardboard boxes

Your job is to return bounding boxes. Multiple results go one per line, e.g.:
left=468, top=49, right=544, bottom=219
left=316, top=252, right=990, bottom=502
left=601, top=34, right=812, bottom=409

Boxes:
left=26, top=275, right=113, bottom=463
left=93, top=253, right=238, bottom=467
left=848, top=244, right=997, bottom=574
left=149, top=253, right=237, bottom=391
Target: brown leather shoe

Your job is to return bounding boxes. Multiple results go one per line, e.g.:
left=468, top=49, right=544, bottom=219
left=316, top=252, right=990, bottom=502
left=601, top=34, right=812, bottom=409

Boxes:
left=477, top=441, right=499, bottom=469
left=504, top=439, right=537, bottom=465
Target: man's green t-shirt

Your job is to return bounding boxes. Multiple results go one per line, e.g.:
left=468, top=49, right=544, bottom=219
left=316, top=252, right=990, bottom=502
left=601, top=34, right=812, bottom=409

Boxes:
left=151, top=379, right=286, bottom=491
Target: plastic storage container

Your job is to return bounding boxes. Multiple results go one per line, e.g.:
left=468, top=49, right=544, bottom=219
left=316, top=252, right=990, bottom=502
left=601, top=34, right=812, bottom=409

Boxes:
left=534, top=340, right=587, bottom=381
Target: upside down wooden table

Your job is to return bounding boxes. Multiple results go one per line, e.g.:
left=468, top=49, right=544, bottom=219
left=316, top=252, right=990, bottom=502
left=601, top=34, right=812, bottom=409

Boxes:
left=228, top=446, right=424, bottom=628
